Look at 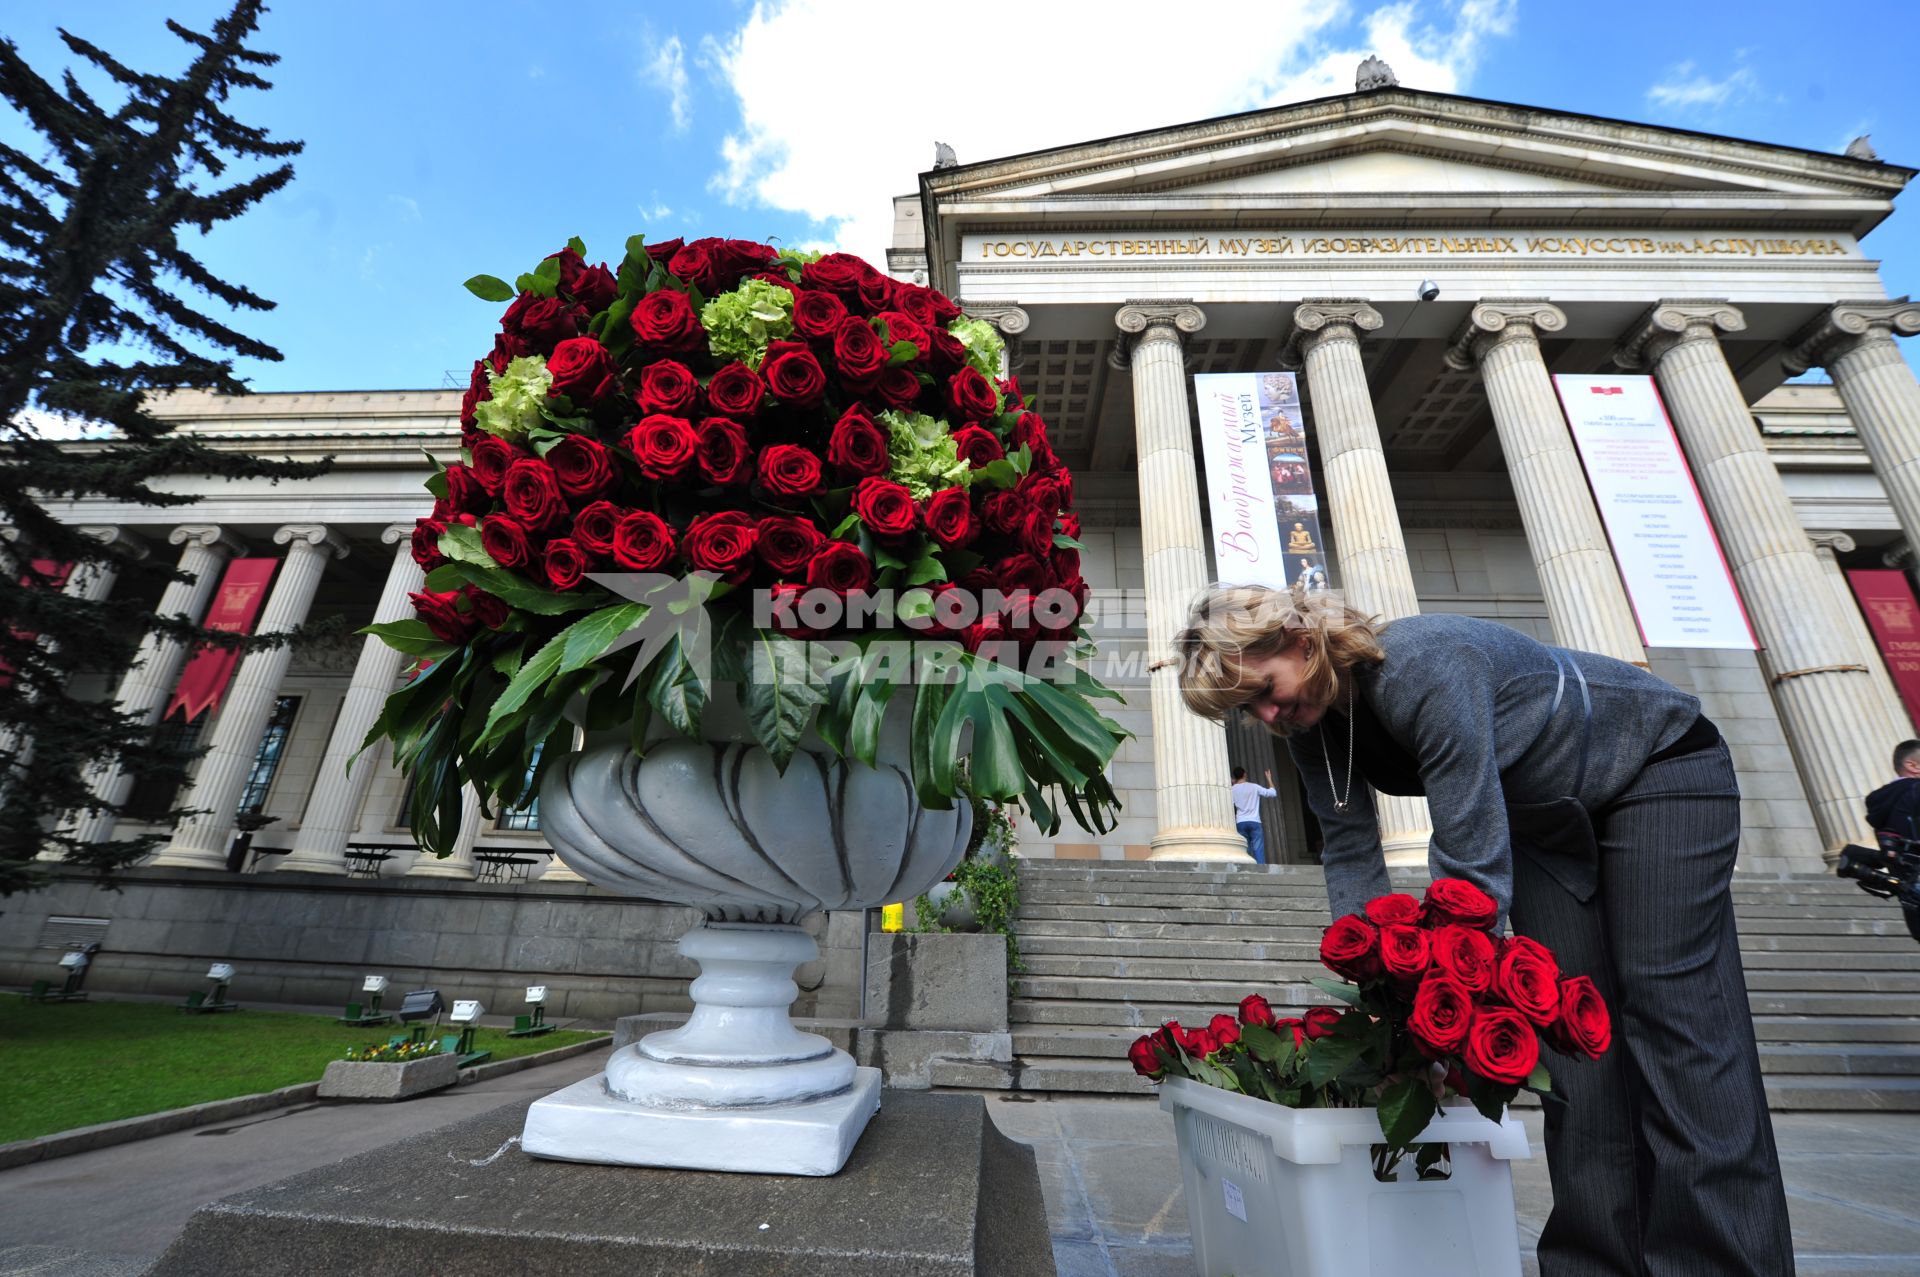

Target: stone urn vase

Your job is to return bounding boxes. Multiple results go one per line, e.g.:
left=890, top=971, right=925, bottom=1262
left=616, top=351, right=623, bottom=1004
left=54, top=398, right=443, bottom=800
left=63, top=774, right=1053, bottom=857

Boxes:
left=520, top=687, right=970, bottom=1175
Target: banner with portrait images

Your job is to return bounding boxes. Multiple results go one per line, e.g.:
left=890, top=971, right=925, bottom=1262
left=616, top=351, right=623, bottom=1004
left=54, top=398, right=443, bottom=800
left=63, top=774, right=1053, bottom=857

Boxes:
left=1194, top=371, right=1329, bottom=593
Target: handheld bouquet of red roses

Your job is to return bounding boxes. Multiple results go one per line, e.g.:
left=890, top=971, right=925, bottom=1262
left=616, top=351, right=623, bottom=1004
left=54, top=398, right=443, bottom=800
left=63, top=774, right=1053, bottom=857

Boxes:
left=1125, top=878, right=1611, bottom=1170
left=363, top=235, right=1128, bottom=852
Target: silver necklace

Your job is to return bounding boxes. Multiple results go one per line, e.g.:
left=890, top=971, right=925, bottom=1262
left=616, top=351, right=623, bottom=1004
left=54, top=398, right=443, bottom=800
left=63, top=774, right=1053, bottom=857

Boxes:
left=1323, top=684, right=1356, bottom=813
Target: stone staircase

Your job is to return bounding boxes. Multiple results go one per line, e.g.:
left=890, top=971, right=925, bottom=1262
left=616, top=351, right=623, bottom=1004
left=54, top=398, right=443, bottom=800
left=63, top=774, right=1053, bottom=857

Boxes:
left=952, top=860, right=1920, bottom=1109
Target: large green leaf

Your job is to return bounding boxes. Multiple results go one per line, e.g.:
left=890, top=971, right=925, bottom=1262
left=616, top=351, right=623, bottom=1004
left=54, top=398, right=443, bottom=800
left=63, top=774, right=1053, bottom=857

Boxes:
left=648, top=636, right=707, bottom=737
left=431, top=561, right=605, bottom=615
left=1304, top=1035, right=1365, bottom=1089
left=476, top=627, right=570, bottom=750
left=558, top=602, right=647, bottom=675
left=967, top=698, right=1025, bottom=799
left=464, top=274, right=514, bottom=302
left=745, top=633, right=823, bottom=771
left=1310, top=977, right=1365, bottom=1007
left=847, top=675, right=898, bottom=766
left=438, top=522, right=495, bottom=569
left=910, top=676, right=958, bottom=809
left=1375, top=1076, right=1437, bottom=1150
left=1240, top=1023, right=1284, bottom=1064
left=359, top=619, right=455, bottom=660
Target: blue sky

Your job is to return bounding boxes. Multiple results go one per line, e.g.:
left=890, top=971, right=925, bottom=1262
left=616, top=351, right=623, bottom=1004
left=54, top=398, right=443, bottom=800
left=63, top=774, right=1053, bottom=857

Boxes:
left=4, top=0, right=1918, bottom=394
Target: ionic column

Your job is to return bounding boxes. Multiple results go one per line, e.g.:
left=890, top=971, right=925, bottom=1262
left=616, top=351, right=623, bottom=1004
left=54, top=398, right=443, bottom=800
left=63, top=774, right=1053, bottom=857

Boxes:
left=1809, top=531, right=1912, bottom=741
left=280, top=524, right=424, bottom=875
left=68, top=526, right=244, bottom=846
left=408, top=786, right=480, bottom=880
left=1116, top=302, right=1245, bottom=862
left=1788, top=301, right=1920, bottom=544
left=1446, top=301, right=1648, bottom=667
left=1616, top=301, right=1882, bottom=850
left=150, top=524, right=348, bottom=870
left=1282, top=301, right=1432, bottom=864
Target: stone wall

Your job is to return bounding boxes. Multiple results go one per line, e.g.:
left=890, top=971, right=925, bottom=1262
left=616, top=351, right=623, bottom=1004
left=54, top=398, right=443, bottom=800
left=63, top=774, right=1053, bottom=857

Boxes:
left=0, top=869, right=868, bottom=1023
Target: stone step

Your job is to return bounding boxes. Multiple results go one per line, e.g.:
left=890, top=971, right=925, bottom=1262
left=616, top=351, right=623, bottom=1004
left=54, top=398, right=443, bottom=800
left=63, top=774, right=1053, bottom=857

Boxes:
left=1012, top=915, right=1920, bottom=942
left=1011, top=932, right=1920, bottom=965
left=1011, top=996, right=1333, bottom=1030
left=1752, top=1015, right=1920, bottom=1043
left=1757, top=1074, right=1920, bottom=1111
left=1012, top=955, right=1920, bottom=988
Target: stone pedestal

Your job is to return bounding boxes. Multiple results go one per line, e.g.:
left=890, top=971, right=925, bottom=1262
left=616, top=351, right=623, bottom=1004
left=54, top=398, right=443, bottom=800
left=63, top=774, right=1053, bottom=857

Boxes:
left=864, top=932, right=1010, bottom=1032
left=147, top=1092, right=1058, bottom=1276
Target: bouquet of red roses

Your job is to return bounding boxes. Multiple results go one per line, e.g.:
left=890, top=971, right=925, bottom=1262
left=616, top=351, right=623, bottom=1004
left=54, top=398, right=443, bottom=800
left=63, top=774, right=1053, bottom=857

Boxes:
left=1125, top=878, right=1611, bottom=1170
left=363, top=235, right=1128, bottom=852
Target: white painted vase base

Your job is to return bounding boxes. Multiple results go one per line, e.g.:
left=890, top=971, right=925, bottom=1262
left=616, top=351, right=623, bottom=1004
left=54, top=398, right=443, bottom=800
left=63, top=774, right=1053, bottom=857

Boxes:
left=522, top=1068, right=883, bottom=1176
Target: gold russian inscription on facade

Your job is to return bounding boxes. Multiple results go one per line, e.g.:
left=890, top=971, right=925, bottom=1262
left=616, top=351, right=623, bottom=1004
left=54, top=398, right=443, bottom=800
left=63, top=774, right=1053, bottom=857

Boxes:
left=972, top=234, right=1853, bottom=261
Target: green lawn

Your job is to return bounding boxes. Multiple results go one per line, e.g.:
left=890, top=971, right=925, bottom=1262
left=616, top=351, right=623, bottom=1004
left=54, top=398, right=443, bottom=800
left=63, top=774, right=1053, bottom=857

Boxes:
left=0, top=999, right=607, bottom=1144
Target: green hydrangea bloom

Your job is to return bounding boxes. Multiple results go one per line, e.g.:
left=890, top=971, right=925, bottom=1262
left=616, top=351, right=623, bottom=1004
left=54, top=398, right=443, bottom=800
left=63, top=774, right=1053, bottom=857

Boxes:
left=948, top=316, right=1005, bottom=381
left=880, top=409, right=972, bottom=500
left=701, top=278, right=795, bottom=367
left=472, top=356, right=551, bottom=442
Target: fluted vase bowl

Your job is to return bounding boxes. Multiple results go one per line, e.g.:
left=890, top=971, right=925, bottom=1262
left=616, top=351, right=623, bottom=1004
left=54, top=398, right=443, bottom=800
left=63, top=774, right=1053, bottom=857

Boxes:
left=520, top=685, right=971, bottom=1176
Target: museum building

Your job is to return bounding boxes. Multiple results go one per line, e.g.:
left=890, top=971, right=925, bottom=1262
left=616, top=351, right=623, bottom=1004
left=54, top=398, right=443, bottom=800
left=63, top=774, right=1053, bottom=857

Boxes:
left=21, top=68, right=1920, bottom=959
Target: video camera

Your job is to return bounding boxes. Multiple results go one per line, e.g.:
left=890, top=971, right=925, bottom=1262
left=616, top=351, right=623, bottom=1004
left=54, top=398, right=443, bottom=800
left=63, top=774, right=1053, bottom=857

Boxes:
left=1836, top=833, right=1920, bottom=942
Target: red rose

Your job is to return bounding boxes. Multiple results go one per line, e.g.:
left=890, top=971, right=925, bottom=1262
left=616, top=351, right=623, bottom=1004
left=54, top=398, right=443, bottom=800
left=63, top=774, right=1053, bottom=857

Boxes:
left=923, top=487, right=975, bottom=549
left=1465, top=1005, right=1540, bottom=1086
left=644, top=237, right=684, bottom=263
left=549, top=250, right=617, bottom=313
left=1273, top=1018, right=1309, bottom=1050
left=1302, top=1007, right=1343, bottom=1039
left=544, top=538, right=588, bottom=591
left=891, top=285, right=937, bottom=328
left=928, top=291, right=962, bottom=324
left=682, top=511, right=758, bottom=581
left=853, top=477, right=917, bottom=539
left=1430, top=925, right=1498, bottom=994
left=500, top=292, right=585, bottom=351
left=489, top=330, right=526, bottom=370
left=1207, top=1013, right=1242, bottom=1049
left=1011, top=410, right=1049, bottom=453
left=927, top=324, right=966, bottom=373
left=959, top=613, right=1007, bottom=656
left=799, top=252, right=867, bottom=300
left=855, top=269, right=893, bottom=314
left=1548, top=976, right=1612, bottom=1060
left=545, top=336, right=621, bottom=406
left=1059, top=512, right=1082, bottom=540
left=664, top=239, right=716, bottom=291
left=1378, top=924, right=1432, bottom=986
left=667, top=237, right=776, bottom=295
left=480, top=515, right=531, bottom=570
left=1127, top=1034, right=1165, bottom=1079
left=502, top=459, right=569, bottom=533
left=1238, top=994, right=1276, bottom=1028
left=629, top=288, right=704, bottom=352
left=1318, top=914, right=1381, bottom=982
left=951, top=425, right=1004, bottom=468
left=826, top=407, right=890, bottom=478
left=705, top=362, right=765, bottom=419
left=611, top=511, right=676, bottom=571
left=947, top=367, right=999, bottom=422
left=1409, top=974, right=1475, bottom=1056
left=807, top=540, right=872, bottom=594
left=1050, top=546, right=1080, bottom=583
left=441, top=464, right=489, bottom=516
left=695, top=417, right=753, bottom=487
left=995, top=553, right=1050, bottom=595
left=469, top=435, right=521, bottom=496
left=546, top=435, right=618, bottom=500
left=626, top=414, right=698, bottom=480
left=874, top=366, right=923, bottom=410
left=756, top=516, right=825, bottom=576
left=410, top=517, right=447, bottom=570
left=751, top=269, right=798, bottom=295
left=1424, top=878, right=1500, bottom=929
left=574, top=501, right=622, bottom=555
left=982, top=491, right=1030, bottom=536
left=460, top=359, right=491, bottom=427
left=1017, top=506, right=1056, bottom=558
left=758, top=444, right=825, bottom=498
left=635, top=360, right=701, bottom=415
left=875, top=310, right=928, bottom=359
left=1188, top=1027, right=1220, bottom=1058
left=761, top=339, right=827, bottom=407
left=791, top=288, right=849, bottom=340
left=1496, top=942, right=1563, bottom=1029
left=998, top=374, right=1024, bottom=408
left=831, top=316, right=887, bottom=385
left=1364, top=893, right=1424, bottom=927
left=409, top=589, right=475, bottom=645
left=1019, top=472, right=1065, bottom=517
left=466, top=588, right=510, bottom=629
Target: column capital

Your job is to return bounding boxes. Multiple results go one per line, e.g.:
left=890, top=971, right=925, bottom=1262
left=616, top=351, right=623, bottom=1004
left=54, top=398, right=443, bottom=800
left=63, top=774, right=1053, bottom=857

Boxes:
left=1279, top=299, right=1383, bottom=369
left=273, top=524, right=350, bottom=559
left=962, top=302, right=1030, bottom=336
left=381, top=521, right=419, bottom=547
left=169, top=524, right=245, bottom=555
left=78, top=526, right=149, bottom=561
left=1807, top=530, right=1858, bottom=556
left=1884, top=540, right=1912, bottom=569
left=1612, top=299, right=1746, bottom=370
left=1116, top=301, right=1205, bottom=344
left=1442, top=299, right=1566, bottom=371
left=1784, top=299, right=1920, bottom=375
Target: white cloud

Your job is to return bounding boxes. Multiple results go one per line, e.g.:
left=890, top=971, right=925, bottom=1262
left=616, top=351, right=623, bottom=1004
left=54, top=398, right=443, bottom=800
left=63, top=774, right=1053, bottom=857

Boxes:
left=388, top=195, right=421, bottom=222
left=637, top=193, right=674, bottom=221
left=705, top=0, right=1516, bottom=265
left=642, top=34, right=692, bottom=132
left=12, top=408, right=112, bottom=441
left=1647, top=60, right=1761, bottom=111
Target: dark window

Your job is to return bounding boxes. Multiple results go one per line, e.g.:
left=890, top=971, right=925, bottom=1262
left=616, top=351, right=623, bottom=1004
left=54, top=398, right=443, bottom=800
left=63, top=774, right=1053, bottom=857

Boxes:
left=235, top=695, right=300, bottom=815
left=124, top=714, right=204, bottom=823
left=497, top=743, right=543, bottom=831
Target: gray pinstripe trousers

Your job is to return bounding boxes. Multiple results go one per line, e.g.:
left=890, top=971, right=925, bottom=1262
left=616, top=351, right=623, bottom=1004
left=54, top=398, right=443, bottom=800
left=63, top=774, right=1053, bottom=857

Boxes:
left=1508, top=740, right=1795, bottom=1277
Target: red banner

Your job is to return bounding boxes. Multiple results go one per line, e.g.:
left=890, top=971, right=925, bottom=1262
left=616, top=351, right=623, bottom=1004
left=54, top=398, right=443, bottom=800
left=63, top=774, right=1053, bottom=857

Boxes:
left=0, top=560, right=75, bottom=688
left=1848, top=569, right=1920, bottom=730
left=163, top=558, right=278, bottom=722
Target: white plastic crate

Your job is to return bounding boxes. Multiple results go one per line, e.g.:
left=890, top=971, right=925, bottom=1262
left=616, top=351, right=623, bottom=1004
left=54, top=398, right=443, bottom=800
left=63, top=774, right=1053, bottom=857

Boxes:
left=1160, top=1075, right=1532, bottom=1277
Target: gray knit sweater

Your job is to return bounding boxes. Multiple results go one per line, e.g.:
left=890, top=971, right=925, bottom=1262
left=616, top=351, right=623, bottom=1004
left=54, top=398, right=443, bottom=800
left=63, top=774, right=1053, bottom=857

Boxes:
left=1286, top=613, right=1703, bottom=921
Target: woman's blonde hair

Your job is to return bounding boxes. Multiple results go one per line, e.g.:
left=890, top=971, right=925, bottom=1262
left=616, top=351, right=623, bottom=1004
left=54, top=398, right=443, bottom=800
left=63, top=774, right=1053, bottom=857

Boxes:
left=1173, top=584, right=1385, bottom=735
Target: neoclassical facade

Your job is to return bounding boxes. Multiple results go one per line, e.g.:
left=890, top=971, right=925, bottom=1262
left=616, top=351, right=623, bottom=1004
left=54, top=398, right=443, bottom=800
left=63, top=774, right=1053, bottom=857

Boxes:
left=34, top=75, right=1920, bottom=883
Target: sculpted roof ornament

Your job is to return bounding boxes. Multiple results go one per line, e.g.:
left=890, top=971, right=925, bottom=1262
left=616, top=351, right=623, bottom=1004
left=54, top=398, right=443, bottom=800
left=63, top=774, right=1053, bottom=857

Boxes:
left=932, top=141, right=958, bottom=169
left=1356, top=55, right=1397, bottom=91
left=1845, top=135, right=1880, bottom=162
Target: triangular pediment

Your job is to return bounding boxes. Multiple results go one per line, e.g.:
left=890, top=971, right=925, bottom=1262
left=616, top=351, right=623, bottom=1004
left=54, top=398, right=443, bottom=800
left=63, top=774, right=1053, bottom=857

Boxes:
left=1171, top=147, right=1637, bottom=196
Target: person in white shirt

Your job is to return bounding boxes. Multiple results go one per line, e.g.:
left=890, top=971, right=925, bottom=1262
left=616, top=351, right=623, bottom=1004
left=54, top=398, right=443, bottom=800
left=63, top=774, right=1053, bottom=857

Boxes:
left=1230, top=766, right=1277, bottom=864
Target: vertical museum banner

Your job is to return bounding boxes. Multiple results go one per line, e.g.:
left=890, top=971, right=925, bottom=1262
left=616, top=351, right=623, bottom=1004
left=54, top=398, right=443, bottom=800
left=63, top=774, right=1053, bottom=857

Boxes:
left=1553, top=374, right=1755, bottom=650
left=0, top=560, right=75, bottom=688
left=1193, top=371, right=1330, bottom=592
left=163, top=557, right=278, bottom=722
left=1847, top=569, right=1920, bottom=726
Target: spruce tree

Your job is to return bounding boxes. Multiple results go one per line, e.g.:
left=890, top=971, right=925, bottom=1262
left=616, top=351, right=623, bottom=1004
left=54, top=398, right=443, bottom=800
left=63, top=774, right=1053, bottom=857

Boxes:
left=0, top=0, right=327, bottom=891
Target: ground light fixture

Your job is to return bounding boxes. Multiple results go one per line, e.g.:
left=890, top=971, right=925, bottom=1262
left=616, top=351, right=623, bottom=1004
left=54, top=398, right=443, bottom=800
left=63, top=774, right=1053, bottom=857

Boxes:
left=184, top=962, right=240, bottom=1014
left=338, top=974, right=393, bottom=1026
left=510, top=985, right=554, bottom=1038
left=450, top=998, right=490, bottom=1066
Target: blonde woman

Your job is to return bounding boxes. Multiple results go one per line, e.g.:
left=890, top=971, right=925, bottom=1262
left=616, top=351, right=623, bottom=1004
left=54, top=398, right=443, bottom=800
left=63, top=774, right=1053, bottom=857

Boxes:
left=1175, top=584, right=1791, bottom=1277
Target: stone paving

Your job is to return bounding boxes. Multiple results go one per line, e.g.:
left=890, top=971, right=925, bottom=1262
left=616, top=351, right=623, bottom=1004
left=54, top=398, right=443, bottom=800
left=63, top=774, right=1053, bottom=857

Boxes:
left=981, top=1092, right=1920, bottom=1277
